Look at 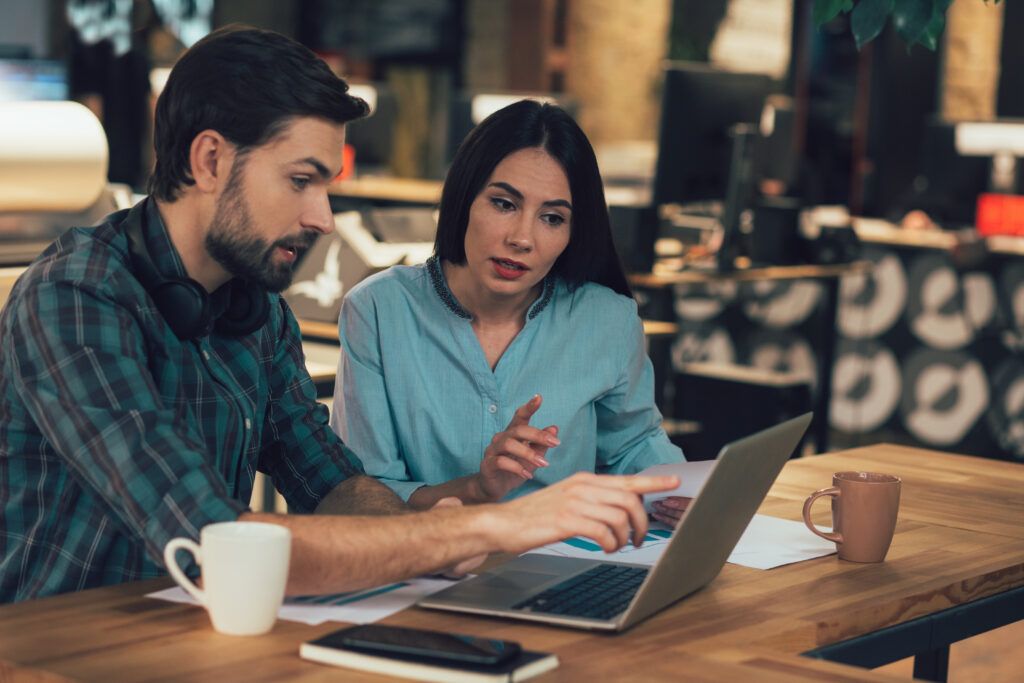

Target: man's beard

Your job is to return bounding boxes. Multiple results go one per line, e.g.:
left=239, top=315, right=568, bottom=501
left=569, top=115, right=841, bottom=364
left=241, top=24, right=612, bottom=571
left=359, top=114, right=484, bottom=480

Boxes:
left=204, top=162, right=315, bottom=293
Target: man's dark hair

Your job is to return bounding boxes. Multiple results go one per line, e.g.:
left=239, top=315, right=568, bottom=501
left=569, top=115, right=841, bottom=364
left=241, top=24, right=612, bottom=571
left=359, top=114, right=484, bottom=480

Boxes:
left=434, top=100, right=632, bottom=298
left=149, top=26, right=369, bottom=201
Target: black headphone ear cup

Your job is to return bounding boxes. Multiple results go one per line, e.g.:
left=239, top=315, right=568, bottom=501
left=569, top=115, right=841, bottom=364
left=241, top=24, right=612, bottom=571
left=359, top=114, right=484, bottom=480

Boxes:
left=151, top=279, right=212, bottom=340
left=214, top=279, right=271, bottom=337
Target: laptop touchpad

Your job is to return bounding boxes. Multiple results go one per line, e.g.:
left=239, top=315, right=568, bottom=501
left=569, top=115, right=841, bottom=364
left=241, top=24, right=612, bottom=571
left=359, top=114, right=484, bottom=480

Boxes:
left=477, top=570, right=553, bottom=591
left=447, top=569, right=559, bottom=608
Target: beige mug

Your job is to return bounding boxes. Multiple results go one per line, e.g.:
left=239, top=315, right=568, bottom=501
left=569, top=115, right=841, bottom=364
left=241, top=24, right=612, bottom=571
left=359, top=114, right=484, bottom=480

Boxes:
left=164, top=521, right=291, bottom=635
left=802, top=471, right=901, bottom=563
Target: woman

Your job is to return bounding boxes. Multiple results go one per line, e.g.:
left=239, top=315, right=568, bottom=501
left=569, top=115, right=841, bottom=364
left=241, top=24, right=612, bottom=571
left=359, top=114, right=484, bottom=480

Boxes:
left=331, top=100, right=687, bottom=526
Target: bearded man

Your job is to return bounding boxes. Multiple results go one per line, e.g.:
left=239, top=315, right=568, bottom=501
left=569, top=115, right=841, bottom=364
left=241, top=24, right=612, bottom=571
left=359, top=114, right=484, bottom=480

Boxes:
left=0, top=26, right=675, bottom=603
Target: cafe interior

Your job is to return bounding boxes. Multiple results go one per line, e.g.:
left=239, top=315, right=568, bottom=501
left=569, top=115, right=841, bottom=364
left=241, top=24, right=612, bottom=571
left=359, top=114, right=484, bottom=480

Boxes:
left=0, top=1, right=1022, bottom=681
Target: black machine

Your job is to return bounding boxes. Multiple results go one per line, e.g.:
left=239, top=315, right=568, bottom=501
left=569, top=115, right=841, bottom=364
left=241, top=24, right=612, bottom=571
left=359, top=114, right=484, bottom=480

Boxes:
left=906, top=118, right=1024, bottom=228
left=651, top=62, right=812, bottom=269
left=344, top=82, right=399, bottom=177
left=653, top=62, right=778, bottom=208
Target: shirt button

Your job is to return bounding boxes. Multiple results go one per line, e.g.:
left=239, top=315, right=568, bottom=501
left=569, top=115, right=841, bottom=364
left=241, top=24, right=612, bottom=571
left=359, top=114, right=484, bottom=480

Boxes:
left=488, top=404, right=497, bottom=414
left=244, top=418, right=252, bottom=430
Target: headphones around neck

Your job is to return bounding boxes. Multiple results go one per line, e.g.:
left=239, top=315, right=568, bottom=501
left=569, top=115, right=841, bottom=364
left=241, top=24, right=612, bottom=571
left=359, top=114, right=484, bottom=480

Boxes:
left=124, top=206, right=270, bottom=340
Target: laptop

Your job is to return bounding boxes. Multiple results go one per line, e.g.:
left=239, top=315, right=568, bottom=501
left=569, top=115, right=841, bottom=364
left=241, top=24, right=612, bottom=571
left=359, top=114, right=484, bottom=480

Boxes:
left=418, top=413, right=812, bottom=631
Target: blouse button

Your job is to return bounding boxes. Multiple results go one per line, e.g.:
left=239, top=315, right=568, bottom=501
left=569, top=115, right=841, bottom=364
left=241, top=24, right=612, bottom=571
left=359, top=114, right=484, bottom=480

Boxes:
left=488, top=404, right=497, bottom=414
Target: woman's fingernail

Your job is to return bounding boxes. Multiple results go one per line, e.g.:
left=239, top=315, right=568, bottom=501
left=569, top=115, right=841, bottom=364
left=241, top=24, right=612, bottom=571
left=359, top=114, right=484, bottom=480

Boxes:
left=537, top=458, right=550, bottom=467
left=546, top=437, right=560, bottom=447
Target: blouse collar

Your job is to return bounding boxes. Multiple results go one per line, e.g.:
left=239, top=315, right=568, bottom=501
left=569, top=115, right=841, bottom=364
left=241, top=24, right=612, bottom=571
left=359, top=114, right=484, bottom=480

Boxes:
left=426, top=255, right=555, bottom=321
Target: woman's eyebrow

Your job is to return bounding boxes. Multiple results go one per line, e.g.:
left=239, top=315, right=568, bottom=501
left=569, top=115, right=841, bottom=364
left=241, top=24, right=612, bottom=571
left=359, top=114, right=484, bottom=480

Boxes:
left=542, top=199, right=572, bottom=210
left=488, top=181, right=523, bottom=199
left=488, top=181, right=572, bottom=210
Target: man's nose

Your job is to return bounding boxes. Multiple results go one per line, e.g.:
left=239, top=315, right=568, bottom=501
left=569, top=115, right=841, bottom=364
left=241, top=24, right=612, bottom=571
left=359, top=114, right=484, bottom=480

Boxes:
left=302, top=192, right=334, bottom=235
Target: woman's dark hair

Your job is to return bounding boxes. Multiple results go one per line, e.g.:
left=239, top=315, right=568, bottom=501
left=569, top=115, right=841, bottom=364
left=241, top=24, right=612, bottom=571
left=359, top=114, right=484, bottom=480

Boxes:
left=434, top=100, right=632, bottom=298
left=149, top=26, right=369, bottom=202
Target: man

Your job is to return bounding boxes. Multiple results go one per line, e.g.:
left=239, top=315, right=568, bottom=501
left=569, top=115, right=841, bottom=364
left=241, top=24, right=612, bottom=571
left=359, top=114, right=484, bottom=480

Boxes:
left=0, top=27, right=676, bottom=602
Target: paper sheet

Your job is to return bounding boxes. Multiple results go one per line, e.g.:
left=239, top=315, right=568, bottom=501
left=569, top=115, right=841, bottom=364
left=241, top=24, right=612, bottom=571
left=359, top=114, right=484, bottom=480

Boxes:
left=526, top=514, right=835, bottom=570
left=147, top=577, right=459, bottom=626
left=639, top=460, right=718, bottom=511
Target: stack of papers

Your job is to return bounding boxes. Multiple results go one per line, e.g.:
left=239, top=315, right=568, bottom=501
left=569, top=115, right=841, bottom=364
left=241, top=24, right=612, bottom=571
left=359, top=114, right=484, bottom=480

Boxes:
left=640, top=460, right=718, bottom=510
left=147, top=577, right=458, bottom=625
left=528, top=459, right=836, bottom=570
left=527, top=514, right=835, bottom=570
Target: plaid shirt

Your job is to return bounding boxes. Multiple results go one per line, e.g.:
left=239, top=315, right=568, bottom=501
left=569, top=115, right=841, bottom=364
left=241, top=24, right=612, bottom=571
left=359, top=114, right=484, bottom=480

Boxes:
left=0, top=199, right=362, bottom=602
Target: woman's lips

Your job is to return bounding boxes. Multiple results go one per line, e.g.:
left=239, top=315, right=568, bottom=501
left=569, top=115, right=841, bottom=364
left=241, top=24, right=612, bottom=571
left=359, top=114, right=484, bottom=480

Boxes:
left=491, top=257, right=528, bottom=280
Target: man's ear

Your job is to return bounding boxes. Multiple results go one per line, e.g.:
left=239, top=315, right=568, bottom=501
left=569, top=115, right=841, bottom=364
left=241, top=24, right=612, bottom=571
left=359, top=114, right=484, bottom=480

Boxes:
left=189, top=129, right=233, bottom=194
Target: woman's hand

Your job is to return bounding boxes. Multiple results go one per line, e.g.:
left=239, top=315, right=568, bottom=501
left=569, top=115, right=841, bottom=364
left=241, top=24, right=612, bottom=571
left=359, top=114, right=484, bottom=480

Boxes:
left=475, top=394, right=559, bottom=501
left=650, top=496, right=692, bottom=527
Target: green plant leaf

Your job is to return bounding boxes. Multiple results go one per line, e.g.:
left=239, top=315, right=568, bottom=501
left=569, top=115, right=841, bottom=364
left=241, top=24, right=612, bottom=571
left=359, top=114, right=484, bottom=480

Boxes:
left=813, top=0, right=854, bottom=25
left=892, top=0, right=932, bottom=44
left=851, top=0, right=896, bottom=49
left=916, top=0, right=953, bottom=51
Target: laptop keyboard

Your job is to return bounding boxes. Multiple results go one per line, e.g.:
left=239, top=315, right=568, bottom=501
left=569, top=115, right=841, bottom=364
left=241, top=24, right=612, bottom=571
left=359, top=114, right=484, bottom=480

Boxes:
left=512, top=564, right=649, bottom=621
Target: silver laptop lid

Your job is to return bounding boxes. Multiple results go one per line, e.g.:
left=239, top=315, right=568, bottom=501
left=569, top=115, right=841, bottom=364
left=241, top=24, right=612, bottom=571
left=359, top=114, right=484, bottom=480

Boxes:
left=618, top=412, right=812, bottom=629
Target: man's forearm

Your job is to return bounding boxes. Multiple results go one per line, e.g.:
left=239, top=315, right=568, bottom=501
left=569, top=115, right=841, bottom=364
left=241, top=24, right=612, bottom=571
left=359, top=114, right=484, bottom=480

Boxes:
left=241, top=504, right=502, bottom=595
left=239, top=471, right=681, bottom=596
left=314, top=475, right=409, bottom=516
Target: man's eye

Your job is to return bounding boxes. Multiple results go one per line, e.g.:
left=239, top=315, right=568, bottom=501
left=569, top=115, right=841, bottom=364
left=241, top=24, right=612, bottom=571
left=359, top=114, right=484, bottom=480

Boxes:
left=291, top=177, right=311, bottom=190
left=490, top=197, right=515, bottom=211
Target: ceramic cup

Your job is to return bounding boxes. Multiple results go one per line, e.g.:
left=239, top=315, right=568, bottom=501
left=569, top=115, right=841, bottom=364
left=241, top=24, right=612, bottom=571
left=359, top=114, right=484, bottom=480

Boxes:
left=802, top=471, right=901, bottom=563
left=164, top=521, right=291, bottom=635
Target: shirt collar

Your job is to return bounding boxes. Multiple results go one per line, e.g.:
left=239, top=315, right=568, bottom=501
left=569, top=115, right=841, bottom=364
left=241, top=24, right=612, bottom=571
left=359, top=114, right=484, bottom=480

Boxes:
left=426, top=255, right=555, bottom=321
left=136, top=197, right=232, bottom=316
left=140, top=197, right=191, bottom=283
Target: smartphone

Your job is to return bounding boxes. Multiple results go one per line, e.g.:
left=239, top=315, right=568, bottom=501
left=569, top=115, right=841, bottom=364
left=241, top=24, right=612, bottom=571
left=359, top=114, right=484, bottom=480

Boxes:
left=315, top=624, right=522, bottom=666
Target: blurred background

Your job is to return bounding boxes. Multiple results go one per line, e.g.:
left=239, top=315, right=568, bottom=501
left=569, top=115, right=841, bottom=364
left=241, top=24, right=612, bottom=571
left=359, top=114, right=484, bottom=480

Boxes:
left=4, top=0, right=1024, bottom=470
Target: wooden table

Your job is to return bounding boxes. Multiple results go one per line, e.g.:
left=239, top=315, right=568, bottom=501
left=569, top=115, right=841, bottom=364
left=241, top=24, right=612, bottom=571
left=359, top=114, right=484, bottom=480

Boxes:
left=1, top=445, right=1020, bottom=682
left=629, top=260, right=872, bottom=453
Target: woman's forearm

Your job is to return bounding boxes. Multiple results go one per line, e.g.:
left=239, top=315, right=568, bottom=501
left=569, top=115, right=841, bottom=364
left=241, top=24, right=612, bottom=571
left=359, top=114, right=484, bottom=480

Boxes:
left=407, top=474, right=491, bottom=509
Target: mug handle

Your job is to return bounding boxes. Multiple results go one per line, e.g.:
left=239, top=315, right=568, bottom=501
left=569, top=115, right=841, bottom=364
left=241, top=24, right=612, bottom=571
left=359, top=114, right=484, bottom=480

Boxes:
left=163, top=538, right=206, bottom=605
left=802, top=486, right=844, bottom=544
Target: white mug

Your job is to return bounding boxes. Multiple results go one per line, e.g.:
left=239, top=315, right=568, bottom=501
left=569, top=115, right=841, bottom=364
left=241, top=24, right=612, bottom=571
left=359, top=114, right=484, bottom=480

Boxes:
left=164, top=521, right=291, bottom=636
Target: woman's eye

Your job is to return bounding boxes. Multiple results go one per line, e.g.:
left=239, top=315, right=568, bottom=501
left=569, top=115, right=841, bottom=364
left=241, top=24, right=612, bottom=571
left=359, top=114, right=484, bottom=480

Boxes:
left=541, top=213, right=566, bottom=227
left=291, top=177, right=311, bottom=190
left=490, top=197, right=515, bottom=212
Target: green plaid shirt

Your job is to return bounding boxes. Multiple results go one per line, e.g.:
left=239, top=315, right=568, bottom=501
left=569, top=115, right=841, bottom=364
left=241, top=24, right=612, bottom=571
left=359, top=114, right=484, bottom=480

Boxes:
left=0, top=199, right=362, bottom=602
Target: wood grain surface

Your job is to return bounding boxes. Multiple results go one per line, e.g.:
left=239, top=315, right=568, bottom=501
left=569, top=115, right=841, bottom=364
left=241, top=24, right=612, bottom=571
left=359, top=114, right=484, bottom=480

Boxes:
left=1, top=445, right=1020, bottom=682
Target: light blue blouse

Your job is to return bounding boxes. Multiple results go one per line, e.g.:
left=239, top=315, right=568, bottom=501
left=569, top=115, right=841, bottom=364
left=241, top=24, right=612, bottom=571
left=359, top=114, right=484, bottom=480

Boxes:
left=330, top=257, right=684, bottom=502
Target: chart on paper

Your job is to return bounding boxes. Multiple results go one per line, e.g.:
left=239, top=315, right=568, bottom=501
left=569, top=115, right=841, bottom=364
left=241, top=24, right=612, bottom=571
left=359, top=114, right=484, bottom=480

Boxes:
left=530, top=527, right=673, bottom=566
left=526, top=515, right=836, bottom=570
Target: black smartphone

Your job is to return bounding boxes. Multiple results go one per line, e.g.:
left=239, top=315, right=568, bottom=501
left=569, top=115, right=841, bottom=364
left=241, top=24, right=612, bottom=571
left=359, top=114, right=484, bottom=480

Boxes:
left=316, top=624, right=522, bottom=666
